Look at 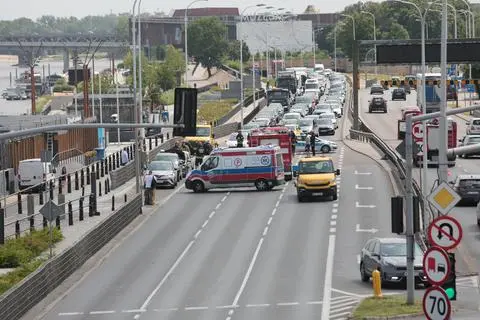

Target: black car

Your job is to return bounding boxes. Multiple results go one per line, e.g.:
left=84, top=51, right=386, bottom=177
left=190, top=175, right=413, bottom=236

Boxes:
left=368, top=97, right=387, bottom=113
left=317, top=118, right=335, bottom=135
left=360, top=237, right=427, bottom=286
left=370, top=85, right=384, bottom=95
left=400, top=85, right=411, bottom=94
left=451, top=175, right=480, bottom=205
left=391, top=88, right=406, bottom=101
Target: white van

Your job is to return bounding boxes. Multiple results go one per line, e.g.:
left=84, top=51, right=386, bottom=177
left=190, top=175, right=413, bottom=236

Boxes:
left=18, top=158, right=56, bottom=191
left=314, top=63, right=325, bottom=74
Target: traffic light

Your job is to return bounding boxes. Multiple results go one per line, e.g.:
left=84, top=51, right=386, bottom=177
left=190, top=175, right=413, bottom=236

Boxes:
left=441, top=253, right=456, bottom=300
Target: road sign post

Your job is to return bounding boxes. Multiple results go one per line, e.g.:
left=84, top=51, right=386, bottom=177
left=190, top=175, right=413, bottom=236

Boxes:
left=423, top=247, right=451, bottom=286
left=427, top=182, right=461, bottom=215
left=427, top=215, right=463, bottom=250
left=422, top=286, right=452, bottom=320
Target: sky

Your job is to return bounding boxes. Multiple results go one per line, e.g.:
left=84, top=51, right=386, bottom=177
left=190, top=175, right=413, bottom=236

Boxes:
left=0, top=0, right=367, bottom=20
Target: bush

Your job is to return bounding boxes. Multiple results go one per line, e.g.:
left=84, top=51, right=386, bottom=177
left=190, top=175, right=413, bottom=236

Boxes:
left=85, top=150, right=97, bottom=159
left=159, top=89, right=175, bottom=105
left=198, top=100, right=234, bottom=123
left=53, top=84, right=74, bottom=92
left=224, top=60, right=240, bottom=71
left=0, top=259, right=45, bottom=295
left=0, top=228, right=63, bottom=268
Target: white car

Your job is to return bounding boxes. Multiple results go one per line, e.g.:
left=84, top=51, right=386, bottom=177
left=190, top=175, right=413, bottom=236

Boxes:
left=147, top=160, right=177, bottom=188
left=319, top=112, right=338, bottom=129
left=466, top=118, right=480, bottom=135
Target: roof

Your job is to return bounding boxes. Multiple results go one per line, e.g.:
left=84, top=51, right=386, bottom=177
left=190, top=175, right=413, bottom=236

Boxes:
left=298, top=156, right=332, bottom=162
left=172, top=7, right=239, bottom=17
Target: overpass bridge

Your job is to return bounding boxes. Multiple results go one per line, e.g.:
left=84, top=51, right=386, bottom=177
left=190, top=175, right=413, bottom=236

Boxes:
left=0, top=34, right=128, bottom=72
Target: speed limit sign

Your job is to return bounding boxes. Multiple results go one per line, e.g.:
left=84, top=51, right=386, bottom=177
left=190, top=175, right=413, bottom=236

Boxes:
left=423, top=286, right=452, bottom=320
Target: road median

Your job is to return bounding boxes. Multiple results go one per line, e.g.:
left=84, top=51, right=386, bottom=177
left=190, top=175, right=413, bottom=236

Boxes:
left=349, top=295, right=423, bottom=320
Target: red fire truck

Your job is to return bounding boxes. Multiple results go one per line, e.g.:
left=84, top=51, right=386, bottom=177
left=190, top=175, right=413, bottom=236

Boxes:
left=248, top=127, right=293, bottom=180
left=414, top=117, right=457, bottom=167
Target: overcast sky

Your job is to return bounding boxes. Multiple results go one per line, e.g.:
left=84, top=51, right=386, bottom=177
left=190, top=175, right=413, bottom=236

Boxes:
left=0, top=0, right=366, bottom=20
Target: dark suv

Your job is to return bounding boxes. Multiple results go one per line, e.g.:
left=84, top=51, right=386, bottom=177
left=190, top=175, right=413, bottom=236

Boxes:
left=391, top=88, right=406, bottom=101
left=369, top=96, right=387, bottom=113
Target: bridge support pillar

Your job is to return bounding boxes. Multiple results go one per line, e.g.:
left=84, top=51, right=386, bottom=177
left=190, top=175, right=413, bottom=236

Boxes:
left=63, top=49, right=69, bottom=74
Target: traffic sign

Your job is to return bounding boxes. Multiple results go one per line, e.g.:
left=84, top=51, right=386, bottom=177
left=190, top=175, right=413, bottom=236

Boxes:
left=422, top=286, right=452, bottom=320
left=412, top=122, right=423, bottom=141
left=427, top=181, right=461, bottom=215
left=427, top=215, right=463, bottom=250
left=423, top=247, right=451, bottom=286
left=39, top=200, right=62, bottom=222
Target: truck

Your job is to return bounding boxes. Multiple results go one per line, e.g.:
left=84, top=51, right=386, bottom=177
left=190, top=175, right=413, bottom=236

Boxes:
left=276, top=70, right=297, bottom=96
left=267, top=88, right=291, bottom=107
left=416, top=73, right=442, bottom=113
left=248, top=127, right=293, bottom=181
left=414, top=118, right=457, bottom=167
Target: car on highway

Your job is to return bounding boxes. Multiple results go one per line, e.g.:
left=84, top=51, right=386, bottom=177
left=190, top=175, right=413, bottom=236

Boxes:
left=458, top=135, right=480, bottom=158
left=296, top=91, right=317, bottom=105
left=290, top=107, right=307, bottom=117
left=284, top=123, right=302, bottom=137
left=1, top=89, right=8, bottom=99
left=296, top=137, right=337, bottom=153
left=154, top=152, right=183, bottom=181
left=243, top=122, right=260, bottom=131
left=317, top=118, right=335, bottom=135
left=466, top=118, right=480, bottom=135
left=252, top=117, right=271, bottom=127
left=283, top=112, right=302, bottom=122
left=360, top=237, right=427, bottom=286
left=146, top=160, right=177, bottom=188
left=5, top=88, right=22, bottom=100
left=368, top=96, right=387, bottom=113
left=313, top=103, right=333, bottom=115
left=326, top=102, right=343, bottom=118
left=391, top=88, right=406, bottom=101
left=370, top=84, right=384, bottom=95
left=293, top=156, right=339, bottom=201
left=298, top=118, right=315, bottom=134
left=319, top=112, right=338, bottom=129
left=450, top=174, right=480, bottom=205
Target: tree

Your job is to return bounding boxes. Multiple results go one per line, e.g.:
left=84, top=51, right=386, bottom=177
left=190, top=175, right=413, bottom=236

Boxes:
left=187, top=17, right=229, bottom=77
left=226, top=40, right=251, bottom=62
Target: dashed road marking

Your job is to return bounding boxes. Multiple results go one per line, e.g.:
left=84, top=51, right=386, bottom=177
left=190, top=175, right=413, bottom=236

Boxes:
left=90, top=310, right=115, bottom=315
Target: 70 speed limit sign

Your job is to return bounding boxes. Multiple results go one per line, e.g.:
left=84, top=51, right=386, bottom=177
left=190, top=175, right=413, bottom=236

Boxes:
left=423, top=286, right=452, bottom=320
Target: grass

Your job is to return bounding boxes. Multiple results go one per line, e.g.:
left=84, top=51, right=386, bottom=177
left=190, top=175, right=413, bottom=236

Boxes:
left=159, top=89, right=174, bottom=105
left=352, top=295, right=422, bottom=319
left=198, top=100, right=237, bottom=123
left=35, top=95, right=53, bottom=113
left=0, top=228, right=63, bottom=295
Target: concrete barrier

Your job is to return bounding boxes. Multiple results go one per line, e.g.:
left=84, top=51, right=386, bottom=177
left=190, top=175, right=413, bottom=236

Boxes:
left=0, top=194, right=142, bottom=320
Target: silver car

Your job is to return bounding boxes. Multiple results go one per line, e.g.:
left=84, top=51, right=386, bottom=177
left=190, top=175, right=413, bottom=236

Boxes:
left=154, top=152, right=182, bottom=180
left=360, top=237, right=427, bottom=286
left=147, top=160, right=177, bottom=188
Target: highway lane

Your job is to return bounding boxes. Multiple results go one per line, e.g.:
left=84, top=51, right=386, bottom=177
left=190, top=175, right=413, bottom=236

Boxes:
left=358, top=88, right=480, bottom=282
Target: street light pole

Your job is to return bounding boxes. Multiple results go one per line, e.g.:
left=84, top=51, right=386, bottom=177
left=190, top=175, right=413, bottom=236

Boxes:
left=185, top=0, right=208, bottom=87
left=240, top=4, right=265, bottom=130
left=361, top=11, right=376, bottom=75
left=439, top=0, right=449, bottom=184
left=137, top=0, right=144, bottom=142
left=341, top=14, right=355, bottom=40
left=131, top=0, right=140, bottom=194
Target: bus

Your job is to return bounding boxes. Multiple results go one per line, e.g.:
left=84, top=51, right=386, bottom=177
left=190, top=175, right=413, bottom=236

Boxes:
left=416, top=73, right=442, bottom=113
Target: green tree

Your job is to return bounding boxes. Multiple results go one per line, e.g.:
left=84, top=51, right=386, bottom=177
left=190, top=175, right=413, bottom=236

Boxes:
left=187, top=17, right=228, bottom=77
left=226, top=40, right=251, bottom=61
left=75, top=74, right=113, bottom=94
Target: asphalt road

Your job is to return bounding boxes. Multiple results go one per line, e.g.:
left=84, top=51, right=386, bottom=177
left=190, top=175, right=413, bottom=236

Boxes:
left=23, top=100, right=422, bottom=320
left=358, top=87, right=480, bottom=311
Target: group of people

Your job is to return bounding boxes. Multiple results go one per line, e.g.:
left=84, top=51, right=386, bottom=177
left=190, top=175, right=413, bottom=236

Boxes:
left=288, top=130, right=318, bottom=156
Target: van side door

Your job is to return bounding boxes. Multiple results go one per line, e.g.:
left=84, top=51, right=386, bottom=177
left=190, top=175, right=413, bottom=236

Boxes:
left=204, top=156, right=221, bottom=185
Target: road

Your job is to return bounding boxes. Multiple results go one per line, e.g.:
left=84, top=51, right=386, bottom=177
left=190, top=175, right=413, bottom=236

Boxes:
left=20, top=104, right=413, bottom=320
left=358, top=87, right=480, bottom=311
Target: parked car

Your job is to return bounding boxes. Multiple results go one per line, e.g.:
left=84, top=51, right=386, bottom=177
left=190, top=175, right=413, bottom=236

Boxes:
left=391, top=88, right=406, bottom=101
left=146, top=160, right=177, bottom=188
left=360, top=237, right=427, bottom=286
left=466, top=118, right=480, bottom=135
left=154, top=152, right=183, bottom=181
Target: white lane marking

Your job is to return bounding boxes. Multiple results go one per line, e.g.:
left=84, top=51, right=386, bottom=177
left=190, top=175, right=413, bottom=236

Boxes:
left=306, top=301, right=323, bottom=305
left=194, top=229, right=202, bottom=239
left=331, top=214, right=337, bottom=219
left=263, top=226, right=269, bottom=236
left=230, top=238, right=264, bottom=307
left=275, top=200, right=280, bottom=207
left=267, top=217, right=273, bottom=225
left=277, top=302, right=300, bottom=306
left=209, top=211, right=215, bottom=219
left=90, top=310, right=115, bottom=315
left=357, top=254, right=361, bottom=265
left=330, top=228, right=336, bottom=233
left=153, top=308, right=179, bottom=312
left=59, top=312, right=84, bottom=316
left=228, top=309, right=234, bottom=316
left=355, top=202, right=376, bottom=208
left=246, top=303, right=271, bottom=307
left=185, top=306, right=208, bottom=311
left=356, top=224, right=379, bottom=233
left=355, top=184, right=374, bottom=190
left=321, top=234, right=336, bottom=320
left=271, top=208, right=277, bottom=216
left=330, top=220, right=337, bottom=226
left=139, top=240, right=195, bottom=311
left=122, top=309, right=145, bottom=313
left=215, top=203, right=221, bottom=210
left=331, top=295, right=359, bottom=302
left=354, top=170, right=372, bottom=175
left=279, top=193, right=283, bottom=200
left=216, top=305, right=236, bottom=309
left=202, top=220, right=209, bottom=228
left=332, top=209, right=338, bottom=214
left=221, top=195, right=227, bottom=202
left=329, top=311, right=351, bottom=317
left=331, top=288, right=367, bottom=298
left=333, top=203, right=339, bottom=208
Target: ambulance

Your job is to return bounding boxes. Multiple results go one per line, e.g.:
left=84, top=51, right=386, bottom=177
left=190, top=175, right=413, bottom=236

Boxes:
left=185, top=145, right=285, bottom=192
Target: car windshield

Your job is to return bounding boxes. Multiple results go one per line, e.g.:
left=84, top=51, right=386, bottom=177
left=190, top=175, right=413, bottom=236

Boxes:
left=284, top=113, right=300, bottom=119
left=305, top=83, right=319, bottom=89
left=317, top=104, right=331, bottom=110
left=321, top=113, right=335, bottom=120
left=196, top=127, right=211, bottom=137
left=284, top=119, right=298, bottom=125
left=298, top=160, right=334, bottom=174
left=299, top=119, right=313, bottom=126
left=380, top=243, right=423, bottom=257
left=155, top=154, right=177, bottom=162
left=458, top=179, right=480, bottom=188
left=318, top=119, right=331, bottom=125
left=467, top=137, right=480, bottom=144
left=148, top=161, right=173, bottom=171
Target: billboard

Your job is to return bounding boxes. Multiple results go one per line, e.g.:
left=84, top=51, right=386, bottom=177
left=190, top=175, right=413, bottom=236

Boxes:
left=237, top=20, right=313, bottom=53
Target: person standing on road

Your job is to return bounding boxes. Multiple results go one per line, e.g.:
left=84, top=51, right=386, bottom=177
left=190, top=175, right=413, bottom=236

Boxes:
left=305, top=132, right=311, bottom=155
left=236, top=131, right=244, bottom=148
left=289, top=130, right=297, bottom=154
left=143, top=170, right=155, bottom=205
left=310, top=131, right=316, bottom=156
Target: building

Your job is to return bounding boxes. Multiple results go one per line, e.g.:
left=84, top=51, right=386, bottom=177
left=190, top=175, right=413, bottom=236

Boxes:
left=133, top=6, right=339, bottom=50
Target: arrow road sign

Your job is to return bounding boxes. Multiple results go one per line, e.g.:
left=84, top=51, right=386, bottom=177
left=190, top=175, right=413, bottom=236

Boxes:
left=423, top=286, right=452, bottom=320
left=355, top=224, right=378, bottom=233
left=39, top=200, right=62, bottom=222
left=423, top=247, right=451, bottom=286
left=427, top=215, right=463, bottom=250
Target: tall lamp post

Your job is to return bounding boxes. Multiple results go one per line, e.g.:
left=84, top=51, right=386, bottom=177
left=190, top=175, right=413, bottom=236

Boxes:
left=137, top=0, right=145, bottom=142
left=185, top=0, right=208, bottom=86
left=360, top=10, right=377, bottom=75
left=131, top=0, right=140, bottom=194
left=240, top=4, right=265, bottom=130
left=340, top=14, right=356, bottom=40
left=333, top=22, right=344, bottom=72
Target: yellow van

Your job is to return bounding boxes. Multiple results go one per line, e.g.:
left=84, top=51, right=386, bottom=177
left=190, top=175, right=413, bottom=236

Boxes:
left=293, top=156, right=340, bottom=202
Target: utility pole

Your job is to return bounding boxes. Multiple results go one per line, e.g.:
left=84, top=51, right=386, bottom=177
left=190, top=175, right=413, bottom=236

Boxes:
left=438, top=0, right=449, bottom=188
left=16, top=41, right=43, bottom=115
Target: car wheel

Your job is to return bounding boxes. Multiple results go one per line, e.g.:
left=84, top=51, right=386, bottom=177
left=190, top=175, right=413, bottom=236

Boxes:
left=360, top=263, right=369, bottom=282
left=321, top=145, right=331, bottom=153
left=477, top=219, right=480, bottom=226
left=255, top=179, right=269, bottom=191
left=297, top=194, right=305, bottom=202
left=192, top=180, right=205, bottom=193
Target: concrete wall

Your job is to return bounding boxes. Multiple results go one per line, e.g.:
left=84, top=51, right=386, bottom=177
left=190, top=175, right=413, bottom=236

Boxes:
left=0, top=194, right=142, bottom=320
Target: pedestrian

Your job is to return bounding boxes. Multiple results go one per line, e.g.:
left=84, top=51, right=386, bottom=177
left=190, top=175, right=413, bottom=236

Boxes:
left=121, top=148, right=129, bottom=166
left=143, top=170, right=156, bottom=205
left=60, top=166, right=67, bottom=186
left=310, top=131, right=316, bottom=156
left=236, top=130, right=244, bottom=148
left=289, top=130, right=297, bottom=154
left=305, top=132, right=311, bottom=155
